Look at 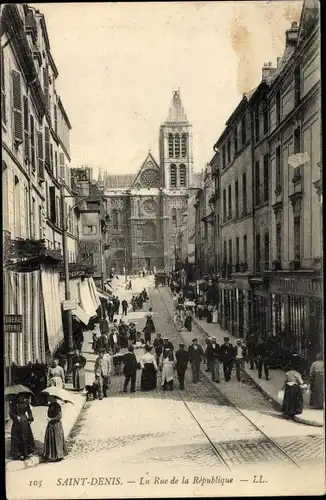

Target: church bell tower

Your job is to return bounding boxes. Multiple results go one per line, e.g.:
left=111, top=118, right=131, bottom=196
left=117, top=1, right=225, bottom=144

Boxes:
left=159, top=90, right=193, bottom=190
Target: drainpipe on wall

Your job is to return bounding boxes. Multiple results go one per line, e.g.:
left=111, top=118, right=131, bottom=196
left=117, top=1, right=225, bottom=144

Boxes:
left=250, top=105, right=256, bottom=336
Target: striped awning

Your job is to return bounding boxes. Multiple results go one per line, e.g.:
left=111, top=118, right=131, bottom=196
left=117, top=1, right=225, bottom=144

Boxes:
left=4, top=270, right=46, bottom=366
left=41, top=268, right=64, bottom=354
left=72, top=305, right=92, bottom=326
left=96, top=289, right=112, bottom=299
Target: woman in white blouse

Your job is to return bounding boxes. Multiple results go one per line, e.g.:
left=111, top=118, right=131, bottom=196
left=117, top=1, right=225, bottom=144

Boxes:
left=140, top=345, right=158, bottom=391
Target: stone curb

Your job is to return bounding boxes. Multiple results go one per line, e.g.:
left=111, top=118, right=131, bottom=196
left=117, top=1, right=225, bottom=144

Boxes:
left=193, top=317, right=323, bottom=428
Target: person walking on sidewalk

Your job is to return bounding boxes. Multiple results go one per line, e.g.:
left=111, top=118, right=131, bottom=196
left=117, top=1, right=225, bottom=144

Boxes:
left=43, top=401, right=67, bottom=463
left=123, top=345, right=138, bottom=393
left=96, top=332, right=109, bottom=355
left=107, top=301, right=115, bottom=323
left=204, top=337, right=212, bottom=372
left=206, top=337, right=220, bottom=383
left=220, top=337, right=235, bottom=382
left=122, top=299, right=128, bottom=316
left=115, top=297, right=121, bottom=315
left=160, top=348, right=176, bottom=391
left=246, top=332, right=258, bottom=370
left=175, top=343, right=189, bottom=390
left=234, top=339, right=247, bottom=382
left=72, top=349, right=86, bottom=392
left=94, top=350, right=112, bottom=399
left=256, top=337, right=270, bottom=380
left=153, top=333, right=164, bottom=365
left=188, top=338, right=204, bottom=384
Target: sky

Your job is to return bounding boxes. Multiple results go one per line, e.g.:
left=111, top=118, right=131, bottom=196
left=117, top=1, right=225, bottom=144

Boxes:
left=34, top=1, right=303, bottom=179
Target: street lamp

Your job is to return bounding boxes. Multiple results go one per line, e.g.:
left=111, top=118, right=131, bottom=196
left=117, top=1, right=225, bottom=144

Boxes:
left=60, top=185, right=104, bottom=383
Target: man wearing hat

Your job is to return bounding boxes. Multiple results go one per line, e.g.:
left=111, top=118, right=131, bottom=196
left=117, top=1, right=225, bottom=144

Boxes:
left=162, top=336, right=174, bottom=355
left=234, top=338, right=247, bottom=382
left=188, top=338, right=204, bottom=383
left=175, top=343, right=190, bottom=390
left=219, top=337, right=235, bottom=382
left=206, top=337, right=221, bottom=383
left=153, top=333, right=164, bottom=365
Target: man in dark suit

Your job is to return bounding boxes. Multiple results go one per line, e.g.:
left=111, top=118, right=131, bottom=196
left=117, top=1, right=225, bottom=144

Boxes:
left=220, top=337, right=235, bottom=382
left=206, top=337, right=221, bottom=383
left=188, top=338, right=204, bottom=383
left=123, top=345, right=138, bottom=393
left=153, top=333, right=164, bottom=364
left=162, top=337, right=174, bottom=354
left=256, top=336, right=270, bottom=380
left=175, top=343, right=189, bottom=390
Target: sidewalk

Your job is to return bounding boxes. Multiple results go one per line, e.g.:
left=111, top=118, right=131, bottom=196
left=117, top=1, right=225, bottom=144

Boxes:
left=164, top=287, right=323, bottom=427
left=193, top=316, right=324, bottom=428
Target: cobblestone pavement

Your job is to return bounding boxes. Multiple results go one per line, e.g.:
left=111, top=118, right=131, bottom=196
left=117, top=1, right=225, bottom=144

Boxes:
left=6, top=278, right=324, bottom=495
left=155, top=287, right=324, bottom=466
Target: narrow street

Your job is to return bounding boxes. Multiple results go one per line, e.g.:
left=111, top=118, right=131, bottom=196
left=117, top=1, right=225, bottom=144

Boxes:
left=6, top=278, right=324, bottom=499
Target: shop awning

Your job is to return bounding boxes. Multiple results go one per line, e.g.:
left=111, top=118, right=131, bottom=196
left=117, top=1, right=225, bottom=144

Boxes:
left=96, top=289, right=112, bottom=299
left=72, top=305, right=92, bottom=326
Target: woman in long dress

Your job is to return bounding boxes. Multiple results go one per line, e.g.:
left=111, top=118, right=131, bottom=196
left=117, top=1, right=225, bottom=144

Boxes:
left=212, top=305, right=218, bottom=324
left=160, top=348, right=176, bottom=391
left=309, top=353, right=324, bottom=409
left=184, top=308, right=193, bottom=332
left=43, top=401, right=67, bottom=462
left=140, top=345, right=158, bottom=391
left=47, top=358, right=65, bottom=387
left=282, top=357, right=304, bottom=419
left=72, top=350, right=86, bottom=391
left=9, top=394, right=35, bottom=460
left=206, top=304, right=214, bottom=324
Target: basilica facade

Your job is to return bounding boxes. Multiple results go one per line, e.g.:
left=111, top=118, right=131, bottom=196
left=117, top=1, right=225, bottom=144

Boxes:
left=99, top=90, right=198, bottom=272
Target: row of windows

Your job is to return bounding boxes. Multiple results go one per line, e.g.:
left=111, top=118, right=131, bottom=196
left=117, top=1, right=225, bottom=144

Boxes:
left=221, top=218, right=301, bottom=270
left=219, top=62, right=305, bottom=171
left=170, top=164, right=187, bottom=188
left=222, top=173, right=247, bottom=223
left=168, top=133, right=187, bottom=158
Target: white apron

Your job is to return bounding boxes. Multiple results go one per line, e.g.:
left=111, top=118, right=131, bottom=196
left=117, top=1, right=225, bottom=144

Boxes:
left=161, top=359, right=174, bottom=384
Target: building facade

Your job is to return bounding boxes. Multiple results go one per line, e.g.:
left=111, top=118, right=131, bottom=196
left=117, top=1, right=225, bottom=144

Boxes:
left=197, top=0, right=322, bottom=362
left=100, top=90, right=195, bottom=273
left=1, top=4, right=77, bottom=262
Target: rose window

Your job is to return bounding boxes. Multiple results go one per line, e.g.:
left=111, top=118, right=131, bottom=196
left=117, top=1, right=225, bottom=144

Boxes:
left=140, top=169, right=160, bottom=187
left=143, top=199, right=157, bottom=214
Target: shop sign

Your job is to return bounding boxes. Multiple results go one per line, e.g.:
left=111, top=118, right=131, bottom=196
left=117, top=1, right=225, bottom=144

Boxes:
left=4, top=315, right=23, bottom=332
left=62, top=300, right=77, bottom=311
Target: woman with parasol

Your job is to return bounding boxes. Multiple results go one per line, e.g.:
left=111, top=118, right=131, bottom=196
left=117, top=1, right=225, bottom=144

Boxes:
left=7, top=386, right=35, bottom=460
left=43, top=400, right=68, bottom=462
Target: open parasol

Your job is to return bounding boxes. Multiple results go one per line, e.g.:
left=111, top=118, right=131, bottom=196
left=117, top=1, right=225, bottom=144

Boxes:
left=5, top=385, right=34, bottom=397
left=41, top=386, right=75, bottom=405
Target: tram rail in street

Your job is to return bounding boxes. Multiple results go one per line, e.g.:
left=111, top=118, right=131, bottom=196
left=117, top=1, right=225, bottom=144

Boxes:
left=153, top=286, right=303, bottom=471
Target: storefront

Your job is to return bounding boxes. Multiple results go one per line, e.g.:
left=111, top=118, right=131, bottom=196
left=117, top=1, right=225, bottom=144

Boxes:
left=232, top=273, right=252, bottom=339
left=219, top=280, right=234, bottom=333
left=269, top=274, right=323, bottom=363
left=250, top=277, right=270, bottom=339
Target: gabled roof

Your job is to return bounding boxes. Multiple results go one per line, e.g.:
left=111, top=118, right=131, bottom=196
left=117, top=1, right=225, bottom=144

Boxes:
left=132, top=151, right=160, bottom=187
left=104, top=173, right=135, bottom=189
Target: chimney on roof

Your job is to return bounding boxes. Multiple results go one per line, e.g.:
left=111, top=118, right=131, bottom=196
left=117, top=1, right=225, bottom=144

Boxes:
left=262, top=61, right=275, bottom=81
left=285, top=21, right=299, bottom=47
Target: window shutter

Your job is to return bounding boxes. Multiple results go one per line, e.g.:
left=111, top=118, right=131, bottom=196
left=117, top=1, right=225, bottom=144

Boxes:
left=23, top=96, right=30, bottom=161
left=30, top=115, right=36, bottom=171
left=50, top=143, right=54, bottom=173
left=37, top=130, right=45, bottom=182
left=1, top=46, right=6, bottom=123
left=59, top=152, right=65, bottom=180
left=44, top=126, right=50, bottom=167
left=54, top=104, right=58, bottom=133
left=49, top=186, right=56, bottom=223
left=43, top=67, right=49, bottom=108
left=12, top=70, right=23, bottom=144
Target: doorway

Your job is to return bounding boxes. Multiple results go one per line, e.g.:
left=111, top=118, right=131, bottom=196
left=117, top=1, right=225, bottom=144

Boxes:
left=145, top=257, right=151, bottom=270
